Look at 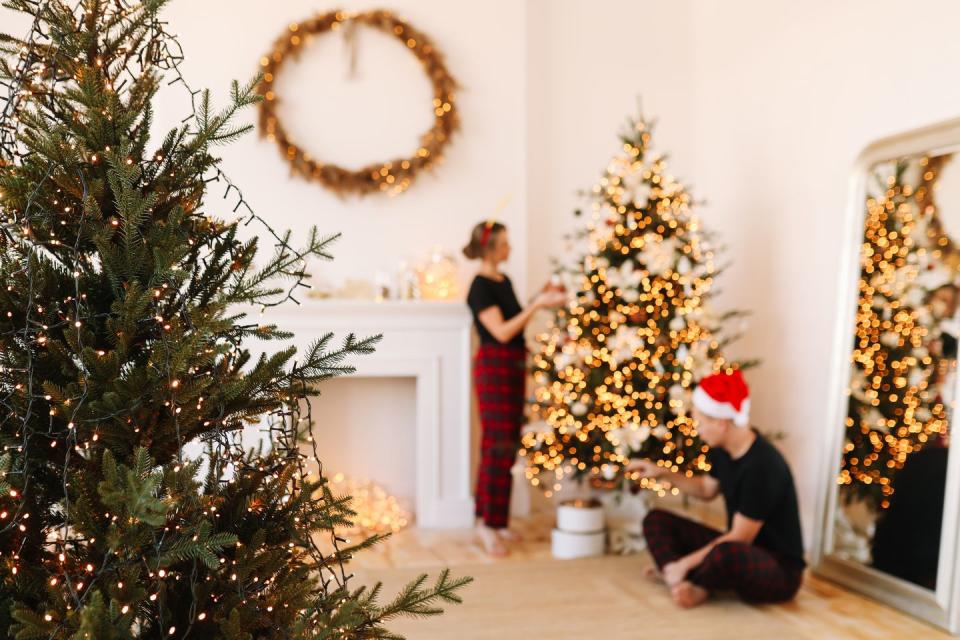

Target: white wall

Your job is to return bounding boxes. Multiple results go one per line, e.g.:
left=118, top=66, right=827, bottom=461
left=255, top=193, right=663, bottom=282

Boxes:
left=154, top=0, right=529, bottom=297
left=152, top=0, right=529, bottom=516
left=7, top=0, right=960, bottom=545
left=685, top=0, right=960, bottom=547
left=526, top=0, right=695, bottom=293
left=526, top=0, right=960, bottom=548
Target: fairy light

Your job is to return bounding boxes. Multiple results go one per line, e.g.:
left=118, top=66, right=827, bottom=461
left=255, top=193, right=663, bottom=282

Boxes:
left=521, top=115, right=743, bottom=492
left=0, top=2, right=468, bottom=636
left=328, top=473, right=410, bottom=536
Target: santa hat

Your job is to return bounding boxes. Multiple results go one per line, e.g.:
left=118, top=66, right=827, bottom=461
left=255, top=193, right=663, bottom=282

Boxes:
left=692, top=370, right=750, bottom=428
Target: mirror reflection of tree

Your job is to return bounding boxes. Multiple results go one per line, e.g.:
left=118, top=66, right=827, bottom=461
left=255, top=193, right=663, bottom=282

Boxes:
left=837, top=153, right=957, bottom=589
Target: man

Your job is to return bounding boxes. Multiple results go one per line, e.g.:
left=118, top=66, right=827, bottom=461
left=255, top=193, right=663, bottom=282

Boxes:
left=628, top=369, right=805, bottom=608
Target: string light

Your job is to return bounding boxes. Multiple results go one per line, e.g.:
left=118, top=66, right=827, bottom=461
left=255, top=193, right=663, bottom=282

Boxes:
left=0, top=2, right=469, bottom=636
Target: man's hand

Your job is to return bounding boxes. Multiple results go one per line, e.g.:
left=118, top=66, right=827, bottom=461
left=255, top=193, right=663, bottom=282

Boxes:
left=662, top=560, right=689, bottom=587
left=625, top=458, right=664, bottom=480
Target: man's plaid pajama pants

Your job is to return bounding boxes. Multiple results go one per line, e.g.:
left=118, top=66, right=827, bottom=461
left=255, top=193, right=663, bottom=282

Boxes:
left=643, top=508, right=803, bottom=603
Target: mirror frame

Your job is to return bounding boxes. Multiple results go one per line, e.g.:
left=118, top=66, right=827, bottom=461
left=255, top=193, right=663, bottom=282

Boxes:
left=813, top=116, right=960, bottom=634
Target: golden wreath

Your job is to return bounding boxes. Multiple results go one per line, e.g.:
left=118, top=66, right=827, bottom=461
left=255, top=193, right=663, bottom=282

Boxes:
left=256, top=9, right=460, bottom=196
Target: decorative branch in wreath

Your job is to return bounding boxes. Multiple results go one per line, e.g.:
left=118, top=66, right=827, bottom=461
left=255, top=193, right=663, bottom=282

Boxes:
left=256, top=9, right=460, bottom=197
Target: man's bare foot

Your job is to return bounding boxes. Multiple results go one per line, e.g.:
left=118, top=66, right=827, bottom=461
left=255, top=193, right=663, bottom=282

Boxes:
left=643, top=565, right=664, bottom=584
left=497, top=528, right=523, bottom=544
left=477, top=525, right=509, bottom=558
left=671, top=581, right=709, bottom=608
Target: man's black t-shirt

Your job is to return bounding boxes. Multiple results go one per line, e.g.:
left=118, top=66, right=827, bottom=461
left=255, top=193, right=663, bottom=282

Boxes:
left=707, top=431, right=805, bottom=567
left=466, top=274, right=524, bottom=348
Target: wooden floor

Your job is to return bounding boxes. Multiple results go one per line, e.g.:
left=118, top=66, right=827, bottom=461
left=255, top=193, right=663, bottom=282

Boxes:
left=352, top=514, right=953, bottom=640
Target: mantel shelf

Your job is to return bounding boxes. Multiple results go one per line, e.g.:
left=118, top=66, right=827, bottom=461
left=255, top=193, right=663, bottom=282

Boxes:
left=257, top=298, right=472, bottom=332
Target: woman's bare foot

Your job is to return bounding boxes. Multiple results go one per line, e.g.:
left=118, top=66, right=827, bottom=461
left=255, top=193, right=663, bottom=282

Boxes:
left=477, top=525, right=509, bottom=558
left=497, top=528, right=524, bottom=544
left=671, top=581, right=709, bottom=608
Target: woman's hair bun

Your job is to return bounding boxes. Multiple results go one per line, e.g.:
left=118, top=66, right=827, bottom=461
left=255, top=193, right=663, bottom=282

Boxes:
left=463, top=220, right=505, bottom=260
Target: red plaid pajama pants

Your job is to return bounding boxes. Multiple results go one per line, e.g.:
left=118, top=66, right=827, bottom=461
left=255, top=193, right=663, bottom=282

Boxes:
left=473, top=343, right=526, bottom=529
left=643, top=508, right=803, bottom=603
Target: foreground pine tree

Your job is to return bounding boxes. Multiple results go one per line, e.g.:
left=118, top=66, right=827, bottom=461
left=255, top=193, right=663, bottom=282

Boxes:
left=522, top=114, right=753, bottom=495
left=0, top=1, right=468, bottom=637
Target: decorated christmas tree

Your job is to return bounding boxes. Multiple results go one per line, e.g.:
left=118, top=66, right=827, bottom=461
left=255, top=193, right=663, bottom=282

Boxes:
left=0, top=1, right=467, bottom=637
left=521, top=114, right=753, bottom=497
left=842, top=155, right=956, bottom=511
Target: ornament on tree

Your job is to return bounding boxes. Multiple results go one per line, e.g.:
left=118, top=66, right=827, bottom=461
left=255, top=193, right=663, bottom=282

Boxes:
left=521, top=112, right=754, bottom=496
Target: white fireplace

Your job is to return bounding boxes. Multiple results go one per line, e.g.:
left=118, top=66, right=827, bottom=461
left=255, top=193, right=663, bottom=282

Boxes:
left=261, top=299, right=475, bottom=528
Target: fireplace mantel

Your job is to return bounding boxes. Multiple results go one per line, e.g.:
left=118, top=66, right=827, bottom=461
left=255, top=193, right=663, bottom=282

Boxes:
left=261, top=298, right=475, bottom=528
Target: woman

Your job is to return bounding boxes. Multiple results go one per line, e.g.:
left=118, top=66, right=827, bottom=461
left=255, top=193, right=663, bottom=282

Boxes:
left=463, top=220, right=565, bottom=557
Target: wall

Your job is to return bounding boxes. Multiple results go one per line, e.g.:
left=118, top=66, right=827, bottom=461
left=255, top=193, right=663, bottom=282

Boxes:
left=686, top=0, right=960, bottom=545
left=526, top=0, right=695, bottom=294
left=162, top=0, right=527, bottom=519
left=7, top=0, right=960, bottom=544
left=523, top=0, right=960, bottom=547
left=154, top=0, right=529, bottom=297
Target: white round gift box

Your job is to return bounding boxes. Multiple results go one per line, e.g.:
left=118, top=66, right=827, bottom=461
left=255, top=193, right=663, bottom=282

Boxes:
left=551, top=528, right=606, bottom=559
left=556, top=500, right=605, bottom=534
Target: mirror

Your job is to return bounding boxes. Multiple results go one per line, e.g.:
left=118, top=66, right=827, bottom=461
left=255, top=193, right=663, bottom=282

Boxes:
left=816, top=118, right=960, bottom=634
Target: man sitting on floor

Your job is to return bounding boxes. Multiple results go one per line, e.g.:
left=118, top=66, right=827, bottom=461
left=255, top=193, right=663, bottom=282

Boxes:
left=627, top=369, right=805, bottom=608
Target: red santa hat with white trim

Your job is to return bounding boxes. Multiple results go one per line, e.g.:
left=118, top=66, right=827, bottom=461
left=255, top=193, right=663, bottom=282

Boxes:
left=692, top=370, right=750, bottom=428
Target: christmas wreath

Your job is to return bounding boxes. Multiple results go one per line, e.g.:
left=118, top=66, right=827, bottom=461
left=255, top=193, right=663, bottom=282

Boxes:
left=256, top=9, right=460, bottom=196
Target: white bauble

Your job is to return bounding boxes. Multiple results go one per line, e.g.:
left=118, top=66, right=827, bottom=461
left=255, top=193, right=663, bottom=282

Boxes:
left=554, top=351, right=575, bottom=371
left=625, top=423, right=650, bottom=450
left=909, top=366, right=925, bottom=387
left=652, top=357, right=665, bottom=374
left=636, top=424, right=652, bottom=444
left=676, top=256, right=693, bottom=275
left=652, top=425, right=669, bottom=439
left=571, top=400, right=589, bottom=417
left=639, top=235, right=678, bottom=276
left=863, top=407, right=887, bottom=432
left=632, top=184, right=651, bottom=209
left=880, top=331, right=901, bottom=348
left=669, top=315, right=686, bottom=332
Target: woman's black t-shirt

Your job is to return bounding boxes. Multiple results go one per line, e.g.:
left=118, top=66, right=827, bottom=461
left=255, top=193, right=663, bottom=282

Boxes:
left=466, top=274, right=525, bottom=348
left=707, top=431, right=805, bottom=567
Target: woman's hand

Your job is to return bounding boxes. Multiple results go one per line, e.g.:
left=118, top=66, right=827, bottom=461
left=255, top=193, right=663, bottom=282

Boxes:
left=534, top=289, right=567, bottom=309
left=625, top=458, right=664, bottom=480
left=543, top=276, right=567, bottom=293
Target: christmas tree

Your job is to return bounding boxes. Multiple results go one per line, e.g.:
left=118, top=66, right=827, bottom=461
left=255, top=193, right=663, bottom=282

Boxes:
left=0, top=1, right=468, bottom=638
left=521, top=114, right=753, bottom=497
left=842, top=155, right=955, bottom=511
